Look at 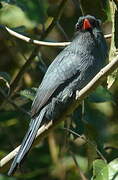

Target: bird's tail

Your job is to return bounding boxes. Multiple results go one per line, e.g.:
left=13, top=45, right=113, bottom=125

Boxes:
left=8, top=108, right=46, bottom=176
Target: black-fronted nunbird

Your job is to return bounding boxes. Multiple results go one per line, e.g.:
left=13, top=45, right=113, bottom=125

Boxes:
left=8, top=15, right=108, bottom=176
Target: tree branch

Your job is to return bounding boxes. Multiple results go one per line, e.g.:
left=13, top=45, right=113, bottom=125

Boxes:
left=0, top=25, right=111, bottom=47
left=0, top=55, right=118, bottom=172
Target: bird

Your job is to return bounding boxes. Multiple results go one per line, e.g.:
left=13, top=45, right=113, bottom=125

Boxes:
left=8, top=15, right=108, bottom=176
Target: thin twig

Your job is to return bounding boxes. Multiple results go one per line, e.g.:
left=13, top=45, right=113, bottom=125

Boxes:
left=56, top=21, right=70, bottom=41
left=69, top=150, right=88, bottom=180
left=78, top=0, right=84, bottom=15
left=63, top=128, right=107, bottom=163
left=0, top=55, right=118, bottom=171
left=40, top=0, right=68, bottom=40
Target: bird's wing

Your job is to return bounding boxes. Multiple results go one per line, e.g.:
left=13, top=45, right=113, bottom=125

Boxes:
left=31, top=50, right=81, bottom=117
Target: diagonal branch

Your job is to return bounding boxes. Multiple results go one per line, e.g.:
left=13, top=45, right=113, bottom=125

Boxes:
left=0, top=55, right=118, bottom=172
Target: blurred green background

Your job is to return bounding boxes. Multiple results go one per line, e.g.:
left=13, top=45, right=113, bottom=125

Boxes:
left=0, top=0, right=118, bottom=179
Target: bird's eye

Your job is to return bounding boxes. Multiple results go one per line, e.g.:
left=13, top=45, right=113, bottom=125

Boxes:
left=75, top=21, right=83, bottom=30
left=90, top=19, right=101, bottom=28
left=75, top=22, right=79, bottom=30
left=89, top=19, right=96, bottom=27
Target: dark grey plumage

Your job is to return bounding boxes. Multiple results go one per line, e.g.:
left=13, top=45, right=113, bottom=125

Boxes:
left=8, top=15, right=108, bottom=176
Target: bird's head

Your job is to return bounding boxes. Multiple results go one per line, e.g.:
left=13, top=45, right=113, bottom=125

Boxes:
left=76, top=15, right=101, bottom=32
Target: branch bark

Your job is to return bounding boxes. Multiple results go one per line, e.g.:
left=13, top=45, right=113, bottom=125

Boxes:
left=107, top=0, right=118, bottom=89
left=0, top=55, right=118, bottom=172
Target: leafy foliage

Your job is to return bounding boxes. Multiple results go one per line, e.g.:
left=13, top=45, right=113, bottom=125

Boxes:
left=92, top=159, right=118, bottom=180
left=20, top=88, right=37, bottom=101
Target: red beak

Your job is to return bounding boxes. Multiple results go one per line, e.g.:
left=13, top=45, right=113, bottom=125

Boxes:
left=82, top=19, right=91, bottom=30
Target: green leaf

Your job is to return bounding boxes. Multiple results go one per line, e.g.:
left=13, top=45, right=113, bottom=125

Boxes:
left=108, top=158, right=118, bottom=180
left=92, top=159, right=108, bottom=180
left=0, top=2, right=35, bottom=28
left=20, top=88, right=37, bottom=101
left=92, top=158, right=118, bottom=180
left=88, top=86, right=114, bottom=103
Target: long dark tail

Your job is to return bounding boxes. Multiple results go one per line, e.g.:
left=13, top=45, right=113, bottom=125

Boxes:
left=8, top=108, right=46, bottom=176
